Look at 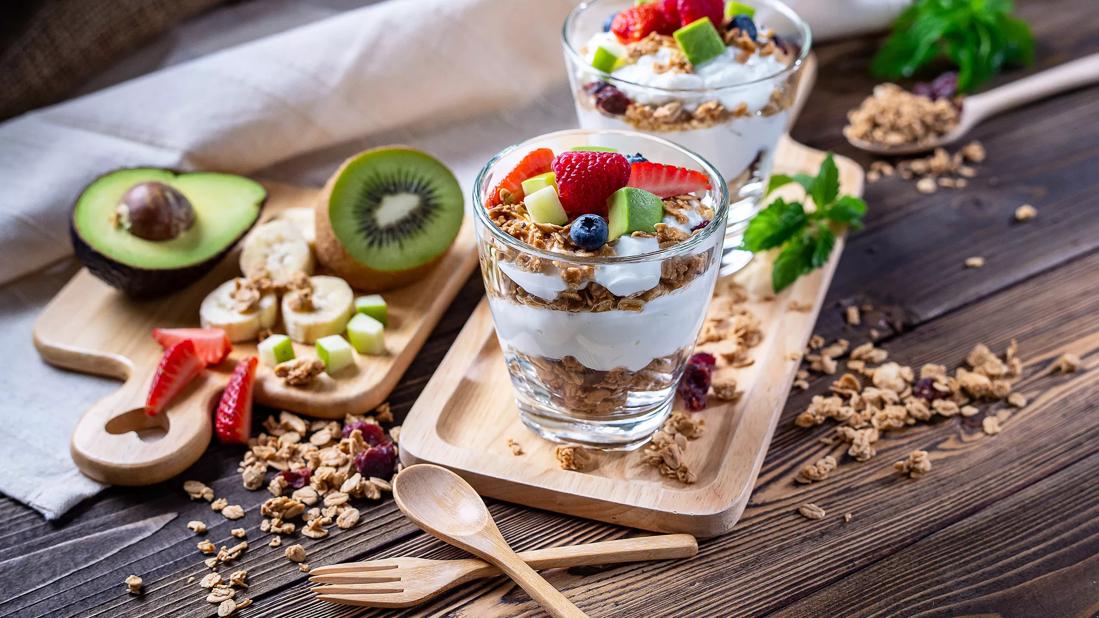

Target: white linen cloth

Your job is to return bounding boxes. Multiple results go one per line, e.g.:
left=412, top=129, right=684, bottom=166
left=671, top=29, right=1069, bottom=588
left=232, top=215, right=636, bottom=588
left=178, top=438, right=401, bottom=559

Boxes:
left=0, top=0, right=906, bottom=519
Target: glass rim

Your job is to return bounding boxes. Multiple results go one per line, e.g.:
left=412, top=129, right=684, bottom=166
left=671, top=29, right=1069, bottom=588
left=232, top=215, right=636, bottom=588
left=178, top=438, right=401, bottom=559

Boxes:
left=562, top=0, right=812, bottom=94
left=472, top=129, right=730, bottom=266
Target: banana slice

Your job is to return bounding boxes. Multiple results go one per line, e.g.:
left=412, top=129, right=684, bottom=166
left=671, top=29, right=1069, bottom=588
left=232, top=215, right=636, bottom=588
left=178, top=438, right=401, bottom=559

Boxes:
left=200, top=279, right=278, bottom=342
left=282, top=275, right=354, bottom=344
left=240, top=219, right=314, bottom=286
left=273, top=207, right=316, bottom=249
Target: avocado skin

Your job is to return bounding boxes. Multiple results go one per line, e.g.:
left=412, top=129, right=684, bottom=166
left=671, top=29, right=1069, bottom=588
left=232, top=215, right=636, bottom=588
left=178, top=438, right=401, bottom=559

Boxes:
left=70, top=222, right=245, bottom=298
left=69, top=167, right=266, bottom=298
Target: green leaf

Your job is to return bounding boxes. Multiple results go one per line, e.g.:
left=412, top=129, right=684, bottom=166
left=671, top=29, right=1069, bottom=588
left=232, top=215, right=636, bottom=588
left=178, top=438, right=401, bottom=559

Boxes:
left=810, top=227, right=836, bottom=269
left=825, top=196, right=868, bottom=227
left=811, top=154, right=839, bottom=209
left=741, top=198, right=807, bottom=252
left=767, top=173, right=816, bottom=196
left=771, top=235, right=812, bottom=292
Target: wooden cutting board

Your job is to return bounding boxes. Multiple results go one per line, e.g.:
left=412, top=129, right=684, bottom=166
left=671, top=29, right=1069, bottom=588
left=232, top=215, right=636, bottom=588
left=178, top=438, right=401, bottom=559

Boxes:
left=398, top=136, right=863, bottom=538
left=34, top=181, right=477, bottom=485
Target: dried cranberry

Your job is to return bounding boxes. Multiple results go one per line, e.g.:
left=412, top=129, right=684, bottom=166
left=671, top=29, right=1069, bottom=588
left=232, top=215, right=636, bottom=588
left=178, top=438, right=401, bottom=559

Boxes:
left=355, top=441, right=397, bottom=479
left=280, top=468, right=312, bottom=489
left=595, top=84, right=630, bottom=115
left=914, top=71, right=958, bottom=101
left=912, top=378, right=946, bottom=402
left=677, top=353, right=716, bottom=411
left=583, top=81, right=610, bottom=97
left=691, top=219, right=710, bottom=232
left=342, top=420, right=386, bottom=445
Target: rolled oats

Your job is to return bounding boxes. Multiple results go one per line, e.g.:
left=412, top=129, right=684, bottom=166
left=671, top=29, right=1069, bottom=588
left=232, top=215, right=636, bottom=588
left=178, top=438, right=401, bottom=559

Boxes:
left=230, top=528, right=246, bottom=538
left=221, top=504, right=245, bottom=520
left=1014, top=204, right=1037, bottom=221
left=796, top=455, right=837, bottom=484
left=199, top=573, right=223, bottom=589
left=217, top=599, right=238, bottom=617
left=197, top=539, right=217, bottom=555
left=336, top=507, right=361, bottom=529
left=284, top=544, right=307, bottom=563
left=184, top=480, right=215, bottom=502
left=207, top=585, right=235, bottom=604
left=965, top=256, right=985, bottom=269
left=187, top=520, right=207, bottom=534
left=125, top=574, right=143, bottom=595
left=211, top=498, right=228, bottom=512
left=228, top=569, right=248, bottom=588
left=982, top=416, right=1002, bottom=436
left=798, top=503, right=827, bottom=520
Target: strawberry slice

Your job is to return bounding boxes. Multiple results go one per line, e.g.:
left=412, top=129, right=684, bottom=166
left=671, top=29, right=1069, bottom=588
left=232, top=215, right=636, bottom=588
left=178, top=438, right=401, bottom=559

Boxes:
left=627, top=162, right=712, bottom=198
left=611, top=3, right=674, bottom=43
left=552, top=151, right=632, bottom=217
left=215, top=356, right=258, bottom=444
left=659, top=0, right=680, bottom=26
left=677, top=0, right=724, bottom=29
left=486, top=148, right=555, bottom=207
left=152, top=327, right=232, bottom=366
left=145, top=340, right=204, bottom=416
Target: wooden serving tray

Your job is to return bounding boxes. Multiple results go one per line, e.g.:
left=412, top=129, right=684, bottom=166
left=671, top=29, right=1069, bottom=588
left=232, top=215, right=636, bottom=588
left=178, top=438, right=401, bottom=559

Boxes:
left=399, top=137, right=863, bottom=537
left=34, top=181, right=477, bottom=485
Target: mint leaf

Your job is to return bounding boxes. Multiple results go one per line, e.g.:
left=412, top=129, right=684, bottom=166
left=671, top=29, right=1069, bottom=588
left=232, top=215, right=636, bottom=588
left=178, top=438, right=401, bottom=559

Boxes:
left=772, top=235, right=811, bottom=292
left=741, top=198, right=807, bottom=252
left=810, top=227, right=836, bottom=269
left=825, top=196, right=868, bottom=226
left=811, top=154, right=839, bottom=209
left=767, top=173, right=816, bottom=196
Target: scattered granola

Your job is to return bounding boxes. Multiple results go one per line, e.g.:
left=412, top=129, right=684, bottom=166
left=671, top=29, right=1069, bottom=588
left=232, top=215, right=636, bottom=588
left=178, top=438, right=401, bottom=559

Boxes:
left=211, top=498, right=228, bottom=512
left=554, top=445, right=595, bottom=472
left=867, top=142, right=984, bottom=191
left=285, top=544, right=307, bottom=563
left=125, top=574, right=143, bottom=595
left=796, top=455, right=837, bottom=484
left=844, top=83, right=960, bottom=149
left=217, top=599, right=238, bottom=617
left=184, top=480, right=215, bottom=502
left=197, top=539, right=217, bottom=555
left=187, top=520, right=207, bottom=534
left=641, top=412, right=704, bottom=483
left=1051, top=353, right=1080, bottom=374
left=506, top=437, right=524, bottom=456
left=231, top=528, right=247, bottom=538
left=798, top=503, right=827, bottom=520
left=221, top=504, right=245, bottom=520
left=1014, top=204, right=1037, bottom=222
left=965, top=256, right=985, bottom=269
left=982, top=416, right=1002, bottom=436
left=199, top=573, right=222, bottom=589
left=893, top=450, right=932, bottom=478
left=843, top=512, right=853, bottom=523
left=845, top=306, right=861, bottom=326
left=274, top=358, right=325, bottom=387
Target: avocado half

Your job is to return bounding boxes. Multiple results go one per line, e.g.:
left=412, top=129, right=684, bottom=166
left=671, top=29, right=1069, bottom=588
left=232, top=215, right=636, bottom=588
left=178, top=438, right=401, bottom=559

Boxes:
left=71, top=168, right=266, bottom=297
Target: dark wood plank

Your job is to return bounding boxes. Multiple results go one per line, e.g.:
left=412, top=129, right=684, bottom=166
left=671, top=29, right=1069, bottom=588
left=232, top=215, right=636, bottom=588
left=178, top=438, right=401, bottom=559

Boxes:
left=775, top=451, right=1099, bottom=618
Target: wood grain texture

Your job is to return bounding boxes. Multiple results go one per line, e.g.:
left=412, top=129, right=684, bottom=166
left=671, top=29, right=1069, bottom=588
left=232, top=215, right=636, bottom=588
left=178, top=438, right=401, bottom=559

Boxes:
left=399, top=138, right=862, bottom=537
left=2, top=0, right=1098, bottom=615
left=33, top=181, right=477, bottom=485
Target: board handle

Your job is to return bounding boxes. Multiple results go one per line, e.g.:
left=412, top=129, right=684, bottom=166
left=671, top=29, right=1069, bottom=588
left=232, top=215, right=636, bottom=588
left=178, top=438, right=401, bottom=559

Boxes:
left=70, top=360, right=217, bottom=486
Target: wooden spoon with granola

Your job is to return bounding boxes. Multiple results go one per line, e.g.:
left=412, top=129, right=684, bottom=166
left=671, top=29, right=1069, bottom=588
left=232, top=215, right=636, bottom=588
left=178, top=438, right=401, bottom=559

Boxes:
left=845, top=53, right=1099, bottom=156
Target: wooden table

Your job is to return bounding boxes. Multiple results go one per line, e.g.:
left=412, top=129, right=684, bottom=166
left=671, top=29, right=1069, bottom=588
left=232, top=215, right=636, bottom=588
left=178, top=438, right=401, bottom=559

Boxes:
left=4, top=1, right=1098, bottom=615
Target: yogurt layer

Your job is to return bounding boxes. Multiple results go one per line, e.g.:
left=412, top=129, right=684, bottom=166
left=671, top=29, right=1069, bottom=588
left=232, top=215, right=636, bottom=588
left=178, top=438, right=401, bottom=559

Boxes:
left=489, top=269, right=716, bottom=372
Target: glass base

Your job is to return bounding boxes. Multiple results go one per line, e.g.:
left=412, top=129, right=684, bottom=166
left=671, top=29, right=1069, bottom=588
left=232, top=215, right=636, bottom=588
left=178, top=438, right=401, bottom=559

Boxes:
left=516, top=393, right=674, bottom=451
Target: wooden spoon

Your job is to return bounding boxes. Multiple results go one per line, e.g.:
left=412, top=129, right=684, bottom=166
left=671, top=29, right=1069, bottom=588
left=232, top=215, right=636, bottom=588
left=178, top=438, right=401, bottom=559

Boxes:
left=847, top=53, right=1099, bottom=156
left=392, top=464, right=588, bottom=618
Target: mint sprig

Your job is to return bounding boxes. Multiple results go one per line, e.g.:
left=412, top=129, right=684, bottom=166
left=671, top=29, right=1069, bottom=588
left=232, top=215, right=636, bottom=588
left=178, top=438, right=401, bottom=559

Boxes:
left=741, top=154, right=867, bottom=292
left=871, top=0, right=1034, bottom=92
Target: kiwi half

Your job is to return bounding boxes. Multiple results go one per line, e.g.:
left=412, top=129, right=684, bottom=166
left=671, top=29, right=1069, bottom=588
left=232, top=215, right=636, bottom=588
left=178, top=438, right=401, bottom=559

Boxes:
left=316, top=147, right=464, bottom=292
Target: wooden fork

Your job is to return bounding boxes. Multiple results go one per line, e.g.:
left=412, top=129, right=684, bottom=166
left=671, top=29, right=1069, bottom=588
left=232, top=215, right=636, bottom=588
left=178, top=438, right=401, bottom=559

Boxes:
left=310, top=533, right=697, bottom=608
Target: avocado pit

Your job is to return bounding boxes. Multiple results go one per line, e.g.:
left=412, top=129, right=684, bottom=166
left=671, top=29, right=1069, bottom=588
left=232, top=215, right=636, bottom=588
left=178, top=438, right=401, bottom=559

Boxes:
left=115, top=181, right=195, bottom=241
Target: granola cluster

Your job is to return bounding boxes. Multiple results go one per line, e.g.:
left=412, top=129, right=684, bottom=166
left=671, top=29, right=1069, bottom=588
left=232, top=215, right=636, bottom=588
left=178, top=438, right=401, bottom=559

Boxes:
left=844, top=83, right=961, bottom=149
left=641, top=411, right=705, bottom=483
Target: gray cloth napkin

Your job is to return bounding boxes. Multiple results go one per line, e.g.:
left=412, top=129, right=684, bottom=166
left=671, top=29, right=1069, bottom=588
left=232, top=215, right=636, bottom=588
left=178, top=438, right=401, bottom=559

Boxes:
left=0, top=0, right=576, bottom=519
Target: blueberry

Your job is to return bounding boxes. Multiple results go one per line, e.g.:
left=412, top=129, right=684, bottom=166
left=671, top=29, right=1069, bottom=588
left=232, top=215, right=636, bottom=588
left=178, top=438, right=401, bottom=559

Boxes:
left=626, top=153, right=648, bottom=164
left=603, top=11, right=618, bottom=32
left=728, top=15, right=757, bottom=41
left=570, top=214, right=609, bottom=250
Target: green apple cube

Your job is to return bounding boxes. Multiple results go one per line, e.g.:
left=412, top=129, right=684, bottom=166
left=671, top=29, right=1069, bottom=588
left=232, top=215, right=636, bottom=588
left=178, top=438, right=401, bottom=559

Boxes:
left=524, top=186, right=569, bottom=225
left=591, top=46, right=625, bottom=73
left=725, top=1, right=756, bottom=18
left=521, top=172, right=557, bottom=196
left=674, top=18, right=726, bottom=66
left=346, top=313, right=386, bottom=356
left=569, top=145, right=618, bottom=152
left=257, top=334, right=295, bottom=367
left=634, top=0, right=652, bottom=5
left=354, top=294, right=388, bottom=325
left=315, top=335, right=354, bottom=374
left=607, top=187, right=664, bottom=241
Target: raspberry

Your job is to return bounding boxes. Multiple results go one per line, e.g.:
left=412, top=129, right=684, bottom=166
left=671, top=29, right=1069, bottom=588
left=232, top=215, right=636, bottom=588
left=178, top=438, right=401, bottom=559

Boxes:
left=342, top=420, right=386, bottom=446
left=552, top=151, right=631, bottom=217
left=677, top=0, right=723, bottom=29
left=611, top=3, right=674, bottom=43
left=355, top=441, right=398, bottom=479
left=280, top=468, right=312, bottom=490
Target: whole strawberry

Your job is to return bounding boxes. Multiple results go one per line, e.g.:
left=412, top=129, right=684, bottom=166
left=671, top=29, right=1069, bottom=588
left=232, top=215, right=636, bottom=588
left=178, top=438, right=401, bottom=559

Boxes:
left=677, top=0, right=723, bottom=29
left=611, top=3, right=673, bottom=43
left=552, top=151, right=631, bottom=218
left=659, top=0, right=680, bottom=25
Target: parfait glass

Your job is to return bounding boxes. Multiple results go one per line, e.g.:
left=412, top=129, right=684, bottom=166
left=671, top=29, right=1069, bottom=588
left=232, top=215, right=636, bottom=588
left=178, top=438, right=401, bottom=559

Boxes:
left=562, top=0, right=811, bottom=271
left=473, top=129, right=729, bottom=450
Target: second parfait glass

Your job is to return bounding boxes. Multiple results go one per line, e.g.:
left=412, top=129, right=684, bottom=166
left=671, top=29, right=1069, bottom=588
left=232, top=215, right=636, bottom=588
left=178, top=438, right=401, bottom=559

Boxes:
left=562, top=0, right=811, bottom=271
left=473, top=129, right=729, bottom=450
